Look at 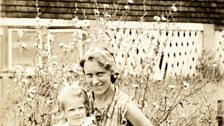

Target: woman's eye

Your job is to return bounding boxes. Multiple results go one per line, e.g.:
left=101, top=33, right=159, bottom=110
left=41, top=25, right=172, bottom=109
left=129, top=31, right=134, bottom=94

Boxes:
left=97, top=72, right=104, bottom=77
left=86, top=74, right=92, bottom=78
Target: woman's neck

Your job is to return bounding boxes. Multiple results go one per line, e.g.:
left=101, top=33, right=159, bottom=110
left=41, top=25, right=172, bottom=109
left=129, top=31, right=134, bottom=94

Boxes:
left=94, top=85, right=115, bottom=106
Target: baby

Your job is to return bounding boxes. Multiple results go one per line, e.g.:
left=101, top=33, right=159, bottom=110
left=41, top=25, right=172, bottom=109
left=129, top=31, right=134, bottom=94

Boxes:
left=54, top=84, right=95, bottom=126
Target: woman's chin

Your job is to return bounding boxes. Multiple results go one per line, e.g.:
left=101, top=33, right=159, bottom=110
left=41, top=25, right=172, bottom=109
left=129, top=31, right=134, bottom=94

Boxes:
left=93, top=90, right=104, bottom=95
left=92, top=87, right=103, bottom=93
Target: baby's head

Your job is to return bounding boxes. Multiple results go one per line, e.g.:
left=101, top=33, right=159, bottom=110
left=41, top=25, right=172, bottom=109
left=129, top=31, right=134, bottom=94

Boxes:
left=58, top=84, right=89, bottom=126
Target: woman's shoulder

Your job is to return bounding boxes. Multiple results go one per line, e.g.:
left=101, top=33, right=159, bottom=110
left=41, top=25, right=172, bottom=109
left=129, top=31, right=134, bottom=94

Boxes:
left=116, top=86, right=131, bottom=102
left=113, top=86, right=132, bottom=110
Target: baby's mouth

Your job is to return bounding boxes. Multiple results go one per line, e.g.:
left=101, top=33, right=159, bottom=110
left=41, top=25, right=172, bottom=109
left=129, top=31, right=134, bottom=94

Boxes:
left=73, top=115, right=83, bottom=119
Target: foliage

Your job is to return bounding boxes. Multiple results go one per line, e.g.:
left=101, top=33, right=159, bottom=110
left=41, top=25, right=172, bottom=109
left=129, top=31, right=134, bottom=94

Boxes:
left=119, top=74, right=223, bottom=126
left=3, top=25, right=84, bottom=125
left=196, top=49, right=223, bottom=82
left=2, top=0, right=224, bottom=126
left=116, top=45, right=224, bottom=126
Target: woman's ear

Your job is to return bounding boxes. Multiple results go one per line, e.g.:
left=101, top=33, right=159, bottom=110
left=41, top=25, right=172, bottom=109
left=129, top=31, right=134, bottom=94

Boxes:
left=111, top=74, right=118, bottom=84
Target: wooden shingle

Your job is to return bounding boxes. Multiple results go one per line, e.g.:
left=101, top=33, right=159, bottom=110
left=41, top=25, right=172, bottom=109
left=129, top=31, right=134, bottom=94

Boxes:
left=1, top=0, right=224, bottom=24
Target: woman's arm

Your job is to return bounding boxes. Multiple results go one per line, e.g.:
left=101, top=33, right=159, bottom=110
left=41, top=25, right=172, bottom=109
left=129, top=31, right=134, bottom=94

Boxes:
left=125, top=100, right=154, bottom=126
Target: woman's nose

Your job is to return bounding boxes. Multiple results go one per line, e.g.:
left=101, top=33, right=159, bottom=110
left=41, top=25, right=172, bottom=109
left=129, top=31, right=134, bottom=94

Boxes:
left=91, top=75, right=99, bottom=86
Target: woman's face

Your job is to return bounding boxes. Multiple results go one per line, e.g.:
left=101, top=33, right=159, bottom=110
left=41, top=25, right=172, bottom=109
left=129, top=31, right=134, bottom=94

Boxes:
left=64, top=97, right=87, bottom=126
left=83, top=60, right=112, bottom=95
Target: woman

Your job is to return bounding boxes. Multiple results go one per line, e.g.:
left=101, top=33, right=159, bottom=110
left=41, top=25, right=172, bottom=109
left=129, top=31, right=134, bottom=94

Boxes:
left=80, top=47, right=154, bottom=126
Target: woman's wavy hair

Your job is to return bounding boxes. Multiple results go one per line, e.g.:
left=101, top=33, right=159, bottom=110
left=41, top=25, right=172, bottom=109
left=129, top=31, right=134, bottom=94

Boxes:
left=79, top=47, right=119, bottom=84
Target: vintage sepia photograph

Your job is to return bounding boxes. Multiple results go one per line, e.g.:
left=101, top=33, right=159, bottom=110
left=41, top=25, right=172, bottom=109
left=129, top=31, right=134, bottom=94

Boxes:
left=0, top=0, right=224, bottom=125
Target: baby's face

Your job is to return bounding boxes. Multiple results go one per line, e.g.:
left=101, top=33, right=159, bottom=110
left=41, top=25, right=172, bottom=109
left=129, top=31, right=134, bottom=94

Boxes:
left=64, top=97, right=87, bottom=126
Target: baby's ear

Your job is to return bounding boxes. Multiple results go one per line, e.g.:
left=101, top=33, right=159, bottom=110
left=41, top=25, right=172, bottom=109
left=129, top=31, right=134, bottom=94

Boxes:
left=56, top=111, right=65, bottom=120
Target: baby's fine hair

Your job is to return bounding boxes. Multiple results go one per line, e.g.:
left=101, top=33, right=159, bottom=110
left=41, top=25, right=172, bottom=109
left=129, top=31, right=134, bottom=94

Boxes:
left=58, top=83, right=89, bottom=113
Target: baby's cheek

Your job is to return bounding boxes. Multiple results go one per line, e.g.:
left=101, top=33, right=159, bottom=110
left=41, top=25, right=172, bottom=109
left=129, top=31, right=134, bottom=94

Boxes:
left=80, top=108, right=87, bottom=116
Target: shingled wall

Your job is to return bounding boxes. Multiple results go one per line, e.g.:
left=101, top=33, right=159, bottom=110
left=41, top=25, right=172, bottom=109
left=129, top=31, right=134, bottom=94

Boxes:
left=1, top=0, right=224, bottom=25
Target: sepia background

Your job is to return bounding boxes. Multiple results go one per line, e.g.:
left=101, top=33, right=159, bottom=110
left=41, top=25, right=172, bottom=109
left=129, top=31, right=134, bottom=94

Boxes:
left=1, top=0, right=224, bottom=125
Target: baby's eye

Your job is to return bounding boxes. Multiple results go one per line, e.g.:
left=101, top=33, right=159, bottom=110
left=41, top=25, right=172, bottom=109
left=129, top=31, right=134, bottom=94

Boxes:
left=69, top=108, right=75, bottom=112
left=78, top=106, right=85, bottom=109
